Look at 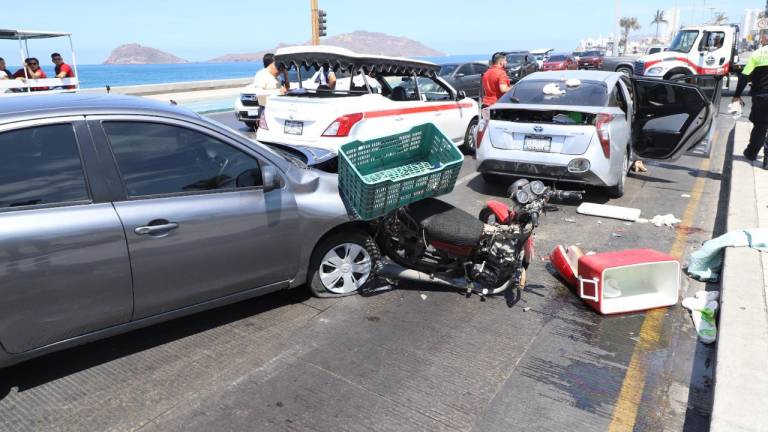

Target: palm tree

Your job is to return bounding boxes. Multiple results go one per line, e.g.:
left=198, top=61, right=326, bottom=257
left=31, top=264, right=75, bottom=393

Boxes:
left=651, top=10, right=668, bottom=42
left=711, top=12, right=728, bottom=25
left=619, top=17, right=641, bottom=55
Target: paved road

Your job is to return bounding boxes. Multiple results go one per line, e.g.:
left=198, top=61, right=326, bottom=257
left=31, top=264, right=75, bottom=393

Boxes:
left=0, top=107, right=734, bottom=432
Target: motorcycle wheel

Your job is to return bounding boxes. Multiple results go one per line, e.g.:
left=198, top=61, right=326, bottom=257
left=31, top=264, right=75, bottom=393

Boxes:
left=308, top=230, right=379, bottom=298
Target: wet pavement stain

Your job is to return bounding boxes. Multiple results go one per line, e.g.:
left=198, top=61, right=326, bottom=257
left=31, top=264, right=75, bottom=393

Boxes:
left=519, top=354, right=621, bottom=418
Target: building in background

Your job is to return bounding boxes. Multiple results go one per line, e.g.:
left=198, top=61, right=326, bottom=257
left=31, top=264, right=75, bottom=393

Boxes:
left=743, top=8, right=762, bottom=41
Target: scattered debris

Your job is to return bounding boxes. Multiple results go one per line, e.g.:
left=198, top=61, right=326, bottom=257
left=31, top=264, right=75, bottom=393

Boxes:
left=636, top=218, right=649, bottom=224
left=565, top=218, right=577, bottom=223
left=611, top=232, right=623, bottom=238
left=523, top=307, right=532, bottom=312
left=577, top=202, right=642, bottom=222
left=650, top=214, right=681, bottom=227
left=681, top=193, right=691, bottom=198
left=420, top=293, right=428, bottom=300
left=624, top=222, right=632, bottom=226
left=682, top=291, right=720, bottom=344
left=597, top=220, right=603, bottom=224
left=543, top=83, right=566, bottom=95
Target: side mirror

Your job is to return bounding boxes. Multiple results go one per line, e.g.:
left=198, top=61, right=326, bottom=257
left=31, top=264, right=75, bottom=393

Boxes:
left=456, top=90, right=467, bottom=100
left=455, top=73, right=466, bottom=78
left=261, top=165, right=281, bottom=192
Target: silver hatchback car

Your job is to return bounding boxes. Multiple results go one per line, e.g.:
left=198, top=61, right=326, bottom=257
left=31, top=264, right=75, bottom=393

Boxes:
left=0, top=94, right=376, bottom=367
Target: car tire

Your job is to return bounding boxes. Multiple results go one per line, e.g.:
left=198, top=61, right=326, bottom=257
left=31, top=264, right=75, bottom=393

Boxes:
left=605, top=150, right=629, bottom=199
left=667, top=72, right=689, bottom=81
left=245, top=121, right=257, bottom=131
left=617, top=66, right=633, bottom=77
left=308, top=230, right=379, bottom=298
left=461, top=117, right=479, bottom=155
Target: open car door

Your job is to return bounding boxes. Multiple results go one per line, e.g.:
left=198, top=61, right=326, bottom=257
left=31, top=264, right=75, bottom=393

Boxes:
left=630, top=78, right=712, bottom=160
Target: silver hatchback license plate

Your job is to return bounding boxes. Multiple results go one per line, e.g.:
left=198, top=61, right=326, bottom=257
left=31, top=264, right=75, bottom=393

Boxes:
left=284, top=120, right=303, bottom=135
left=523, top=136, right=551, bottom=152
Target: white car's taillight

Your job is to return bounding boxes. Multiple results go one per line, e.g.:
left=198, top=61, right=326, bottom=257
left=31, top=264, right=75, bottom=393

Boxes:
left=594, top=113, right=613, bottom=158
left=322, top=113, right=364, bottom=137
left=258, top=109, right=268, bottom=130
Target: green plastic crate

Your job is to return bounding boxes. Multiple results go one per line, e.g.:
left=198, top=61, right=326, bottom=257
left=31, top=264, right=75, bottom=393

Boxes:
left=338, top=123, right=464, bottom=220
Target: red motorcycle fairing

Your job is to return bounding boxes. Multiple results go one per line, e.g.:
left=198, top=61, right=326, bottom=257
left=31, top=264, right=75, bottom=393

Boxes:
left=430, top=240, right=474, bottom=257
left=485, top=200, right=513, bottom=224
left=524, top=235, right=535, bottom=266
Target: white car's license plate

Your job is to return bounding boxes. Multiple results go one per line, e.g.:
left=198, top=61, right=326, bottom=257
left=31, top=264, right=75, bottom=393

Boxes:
left=523, top=136, right=551, bottom=152
left=247, top=110, right=259, bottom=117
left=284, top=120, right=303, bottom=135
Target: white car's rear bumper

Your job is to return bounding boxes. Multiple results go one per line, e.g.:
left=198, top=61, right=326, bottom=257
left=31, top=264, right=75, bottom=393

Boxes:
left=476, top=138, right=617, bottom=186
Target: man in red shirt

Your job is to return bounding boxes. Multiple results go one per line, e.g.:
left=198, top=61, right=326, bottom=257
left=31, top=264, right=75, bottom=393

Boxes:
left=481, top=52, right=511, bottom=108
left=13, top=57, right=48, bottom=91
left=51, top=52, right=75, bottom=89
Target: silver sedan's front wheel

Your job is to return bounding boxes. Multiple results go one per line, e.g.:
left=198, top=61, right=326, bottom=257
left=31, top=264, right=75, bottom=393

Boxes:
left=319, top=243, right=372, bottom=294
left=309, top=230, right=379, bottom=297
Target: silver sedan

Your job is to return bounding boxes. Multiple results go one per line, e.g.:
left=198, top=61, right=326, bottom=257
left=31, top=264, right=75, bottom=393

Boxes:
left=0, top=94, right=375, bottom=367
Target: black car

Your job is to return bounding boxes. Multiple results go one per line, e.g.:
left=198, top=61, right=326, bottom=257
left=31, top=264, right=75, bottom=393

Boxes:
left=503, top=51, right=538, bottom=82
left=438, top=61, right=488, bottom=100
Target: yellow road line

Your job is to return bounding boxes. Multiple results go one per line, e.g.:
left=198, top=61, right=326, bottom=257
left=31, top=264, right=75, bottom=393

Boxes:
left=607, top=151, right=713, bottom=432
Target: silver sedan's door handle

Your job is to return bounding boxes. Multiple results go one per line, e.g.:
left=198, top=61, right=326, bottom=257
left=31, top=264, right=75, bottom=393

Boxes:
left=134, top=222, right=179, bottom=236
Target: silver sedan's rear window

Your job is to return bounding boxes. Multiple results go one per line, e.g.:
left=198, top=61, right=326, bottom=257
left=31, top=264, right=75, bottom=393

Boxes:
left=503, top=80, right=609, bottom=107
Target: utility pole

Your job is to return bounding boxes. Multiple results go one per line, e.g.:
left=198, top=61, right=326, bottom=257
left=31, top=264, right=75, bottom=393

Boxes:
left=311, top=0, right=319, bottom=45
left=615, top=0, right=621, bottom=56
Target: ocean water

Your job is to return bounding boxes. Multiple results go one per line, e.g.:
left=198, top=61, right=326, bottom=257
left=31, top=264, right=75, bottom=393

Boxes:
left=6, top=54, right=487, bottom=89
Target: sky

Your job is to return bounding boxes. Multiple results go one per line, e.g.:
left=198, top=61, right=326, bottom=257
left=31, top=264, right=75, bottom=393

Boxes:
left=1, top=0, right=763, bottom=64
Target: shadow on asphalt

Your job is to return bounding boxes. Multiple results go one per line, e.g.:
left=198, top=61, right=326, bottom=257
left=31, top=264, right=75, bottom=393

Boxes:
left=465, top=175, right=611, bottom=205
left=0, top=287, right=312, bottom=401
left=652, top=162, right=724, bottom=181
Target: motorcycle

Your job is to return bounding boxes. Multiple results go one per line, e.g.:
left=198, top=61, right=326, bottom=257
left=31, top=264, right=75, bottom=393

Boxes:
left=373, top=179, right=582, bottom=299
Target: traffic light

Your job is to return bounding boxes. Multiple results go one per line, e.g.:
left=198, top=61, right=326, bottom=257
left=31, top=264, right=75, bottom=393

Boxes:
left=318, top=9, right=327, bottom=37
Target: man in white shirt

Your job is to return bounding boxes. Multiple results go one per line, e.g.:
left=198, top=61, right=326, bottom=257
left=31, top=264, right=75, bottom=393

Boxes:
left=254, top=53, right=287, bottom=108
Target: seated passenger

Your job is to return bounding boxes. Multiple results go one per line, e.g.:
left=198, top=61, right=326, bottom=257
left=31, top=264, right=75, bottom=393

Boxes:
left=0, top=57, right=11, bottom=80
left=312, top=64, right=336, bottom=90
left=13, top=58, right=49, bottom=91
left=51, top=52, right=75, bottom=89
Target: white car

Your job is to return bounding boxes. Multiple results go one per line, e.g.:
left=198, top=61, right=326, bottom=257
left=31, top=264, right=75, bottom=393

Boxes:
left=256, top=46, right=480, bottom=154
left=476, top=71, right=714, bottom=197
left=530, top=48, right=554, bottom=69
left=234, top=69, right=317, bottom=131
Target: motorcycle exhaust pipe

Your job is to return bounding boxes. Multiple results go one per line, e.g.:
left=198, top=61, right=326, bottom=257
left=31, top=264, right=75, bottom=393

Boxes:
left=379, top=262, right=514, bottom=296
left=379, top=262, right=467, bottom=289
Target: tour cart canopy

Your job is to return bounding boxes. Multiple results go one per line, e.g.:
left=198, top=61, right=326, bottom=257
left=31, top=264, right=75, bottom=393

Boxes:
left=0, top=29, right=72, bottom=39
left=274, top=45, right=440, bottom=77
left=0, top=28, right=80, bottom=95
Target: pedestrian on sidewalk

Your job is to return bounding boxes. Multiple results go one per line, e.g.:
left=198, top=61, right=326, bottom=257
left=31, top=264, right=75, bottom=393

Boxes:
left=733, top=33, right=768, bottom=168
left=481, top=52, right=511, bottom=108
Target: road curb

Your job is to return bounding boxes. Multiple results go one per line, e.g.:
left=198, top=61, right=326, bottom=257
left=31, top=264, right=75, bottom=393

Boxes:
left=710, top=121, right=768, bottom=432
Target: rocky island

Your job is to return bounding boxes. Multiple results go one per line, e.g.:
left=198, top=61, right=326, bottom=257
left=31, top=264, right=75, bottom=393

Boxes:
left=103, top=44, right=188, bottom=64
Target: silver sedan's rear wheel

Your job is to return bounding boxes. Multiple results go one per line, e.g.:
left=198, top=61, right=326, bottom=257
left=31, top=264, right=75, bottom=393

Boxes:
left=309, top=230, right=379, bottom=297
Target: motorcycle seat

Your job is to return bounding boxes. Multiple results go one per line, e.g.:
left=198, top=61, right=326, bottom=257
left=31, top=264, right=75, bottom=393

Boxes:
left=407, top=198, right=485, bottom=246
